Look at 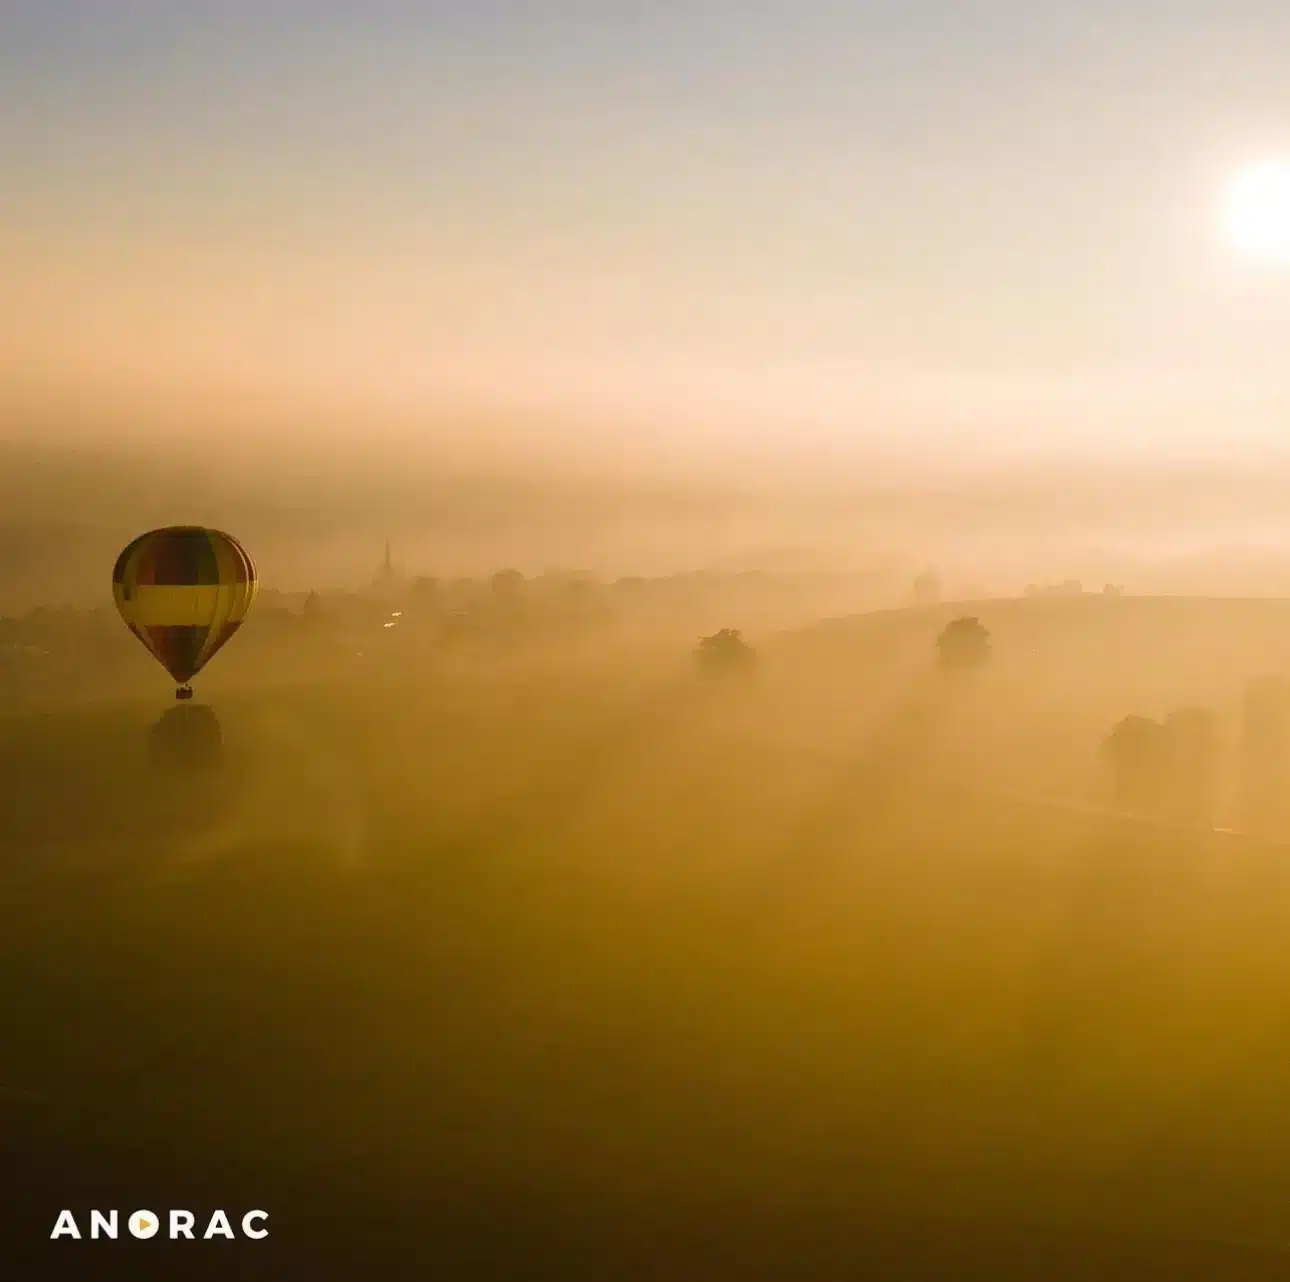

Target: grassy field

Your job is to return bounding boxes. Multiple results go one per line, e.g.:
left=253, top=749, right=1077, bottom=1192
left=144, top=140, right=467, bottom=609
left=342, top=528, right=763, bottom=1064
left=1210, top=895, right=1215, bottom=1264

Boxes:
left=6, top=601, right=1290, bottom=1276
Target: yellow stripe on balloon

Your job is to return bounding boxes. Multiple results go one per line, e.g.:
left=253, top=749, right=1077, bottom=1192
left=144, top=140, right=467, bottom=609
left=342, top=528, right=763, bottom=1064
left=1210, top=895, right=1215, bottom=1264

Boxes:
left=196, top=579, right=253, bottom=667
left=115, top=584, right=233, bottom=627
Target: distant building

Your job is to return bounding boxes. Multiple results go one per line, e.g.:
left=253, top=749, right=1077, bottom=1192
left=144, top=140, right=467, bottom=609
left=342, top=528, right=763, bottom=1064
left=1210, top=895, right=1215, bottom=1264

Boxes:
left=1025, top=579, right=1084, bottom=598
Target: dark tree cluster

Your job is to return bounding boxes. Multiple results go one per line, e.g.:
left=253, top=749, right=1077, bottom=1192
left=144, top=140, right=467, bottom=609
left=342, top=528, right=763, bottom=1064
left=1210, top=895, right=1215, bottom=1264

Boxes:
left=695, top=628, right=758, bottom=674
left=1100, top=708, right=1219, bottom=824
left=936, top=616, right=992, bottom=670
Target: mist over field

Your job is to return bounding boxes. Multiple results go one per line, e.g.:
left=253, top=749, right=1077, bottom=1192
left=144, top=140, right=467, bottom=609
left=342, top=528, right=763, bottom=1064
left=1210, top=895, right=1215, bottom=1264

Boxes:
left=11, top=405, right=1290, bottom=612
left=8, top=425, right=1290, bottom=1278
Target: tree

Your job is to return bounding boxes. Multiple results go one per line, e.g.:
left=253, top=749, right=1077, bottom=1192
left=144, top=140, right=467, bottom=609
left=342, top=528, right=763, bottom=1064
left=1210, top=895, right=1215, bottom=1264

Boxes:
left=936, top=616, right=991, bottom=670
left=1100, top=714, right=1170, bottom=808
left=695, top=628, right=757, bottom=674
left=299, top=590, right=333, bottom=634
left=148, top=703, right=223, bottom=771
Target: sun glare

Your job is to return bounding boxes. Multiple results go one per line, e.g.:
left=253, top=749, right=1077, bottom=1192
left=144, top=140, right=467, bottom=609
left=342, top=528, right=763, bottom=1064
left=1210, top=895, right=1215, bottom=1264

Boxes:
left=1223, top=160, right=1290, bottom=266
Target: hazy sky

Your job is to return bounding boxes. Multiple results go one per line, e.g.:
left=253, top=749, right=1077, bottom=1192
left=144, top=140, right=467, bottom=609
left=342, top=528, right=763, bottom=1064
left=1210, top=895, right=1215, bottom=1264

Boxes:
left=5, top=1, right=1290, bottom=466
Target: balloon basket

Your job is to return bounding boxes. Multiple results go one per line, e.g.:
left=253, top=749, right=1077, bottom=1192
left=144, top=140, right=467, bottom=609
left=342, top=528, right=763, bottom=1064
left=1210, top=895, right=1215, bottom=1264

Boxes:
left=176, top=685, right=194, bottom=701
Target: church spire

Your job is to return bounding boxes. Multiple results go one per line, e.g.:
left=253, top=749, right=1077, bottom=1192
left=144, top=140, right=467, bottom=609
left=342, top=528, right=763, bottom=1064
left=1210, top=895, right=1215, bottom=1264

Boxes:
left=370, top=537, right=403, bottom=596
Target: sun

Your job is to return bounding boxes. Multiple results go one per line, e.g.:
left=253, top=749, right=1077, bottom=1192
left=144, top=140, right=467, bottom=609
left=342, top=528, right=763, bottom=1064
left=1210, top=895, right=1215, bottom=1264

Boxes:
left=1222, top=159, right=1290, bottom=266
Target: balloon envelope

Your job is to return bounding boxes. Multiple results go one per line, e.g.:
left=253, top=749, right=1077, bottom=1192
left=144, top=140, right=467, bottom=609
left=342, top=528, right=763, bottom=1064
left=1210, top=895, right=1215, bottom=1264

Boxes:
left=113, top=526, right=257, bottom=683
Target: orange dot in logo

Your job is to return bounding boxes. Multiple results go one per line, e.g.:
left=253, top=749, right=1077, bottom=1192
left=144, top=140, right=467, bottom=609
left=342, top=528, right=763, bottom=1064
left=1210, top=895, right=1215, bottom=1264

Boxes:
left=129, top=1211, right=158, bottom=1239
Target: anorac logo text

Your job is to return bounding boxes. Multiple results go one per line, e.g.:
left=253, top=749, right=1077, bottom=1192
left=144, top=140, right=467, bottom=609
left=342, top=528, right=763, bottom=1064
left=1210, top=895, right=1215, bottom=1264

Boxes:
left=51, top=1209, right=268, bottom=1241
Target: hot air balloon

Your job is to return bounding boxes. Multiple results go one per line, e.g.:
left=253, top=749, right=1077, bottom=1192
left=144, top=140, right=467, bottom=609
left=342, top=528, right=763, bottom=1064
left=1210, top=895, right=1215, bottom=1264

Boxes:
left=112, top=527, right=257, bottom=699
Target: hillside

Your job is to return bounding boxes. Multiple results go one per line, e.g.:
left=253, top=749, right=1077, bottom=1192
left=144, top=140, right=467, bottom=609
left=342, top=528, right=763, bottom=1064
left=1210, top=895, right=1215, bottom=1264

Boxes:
left=2, top=637, right=1290, bottom=1270
left=5, top=596, right=1290, bottom=1274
